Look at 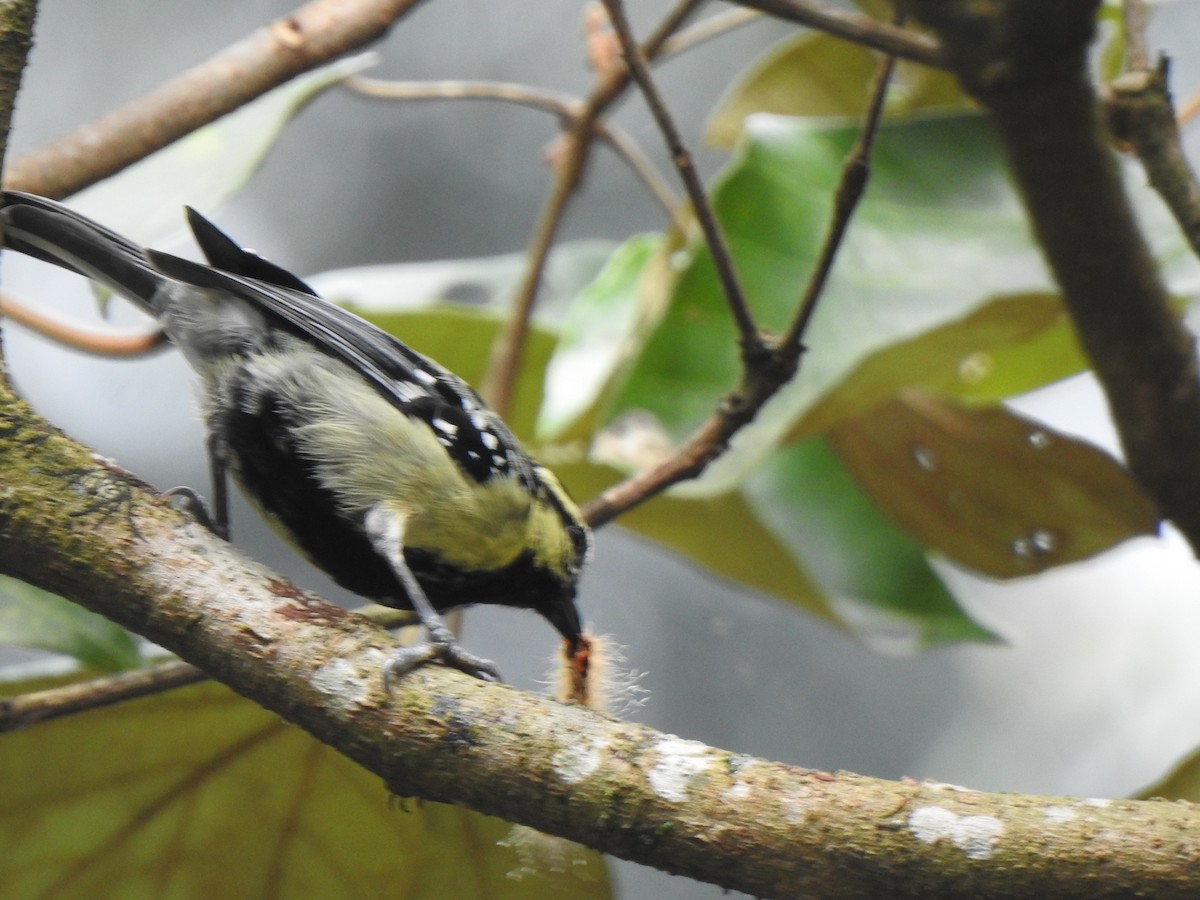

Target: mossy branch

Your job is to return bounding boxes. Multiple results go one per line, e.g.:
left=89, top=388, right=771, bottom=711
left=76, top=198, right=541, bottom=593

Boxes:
left=2, top=383, right=1200, bottom=898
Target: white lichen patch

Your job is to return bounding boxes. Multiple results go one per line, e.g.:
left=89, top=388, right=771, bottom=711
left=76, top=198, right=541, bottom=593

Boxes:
left=648, top=738, right=718, bottom=802
left=553, top=738, right=608, bottom=784
left=1081, top=797, right=1112, bottom=808
left=500, top=824, right=596, bottom=880
left=310, top=656, right=372, bottom=703
left=908, top=806, right=1004, bottom=860
left=725, top=778, right=752, bottom=802
left=779, top=786, right=816, bottom=825
left=1043, top=805, right=1077, bottom=824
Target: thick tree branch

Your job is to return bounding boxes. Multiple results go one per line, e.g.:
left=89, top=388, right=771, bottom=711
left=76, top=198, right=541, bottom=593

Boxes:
left=909, top=0, right=1200, bottom=555
left=3, top=0, right=426, bottom=199
left=4, top=391, right=1200, bottom=897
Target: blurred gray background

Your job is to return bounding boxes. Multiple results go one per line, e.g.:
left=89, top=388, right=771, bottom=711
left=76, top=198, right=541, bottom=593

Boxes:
left=8, top=2, right=1200, bottom=898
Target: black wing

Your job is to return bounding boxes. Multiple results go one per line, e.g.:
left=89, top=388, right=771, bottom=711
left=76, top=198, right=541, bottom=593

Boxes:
left=146, top=245, right=538, bottom=490
left=184, top=207, right=320, bottom=297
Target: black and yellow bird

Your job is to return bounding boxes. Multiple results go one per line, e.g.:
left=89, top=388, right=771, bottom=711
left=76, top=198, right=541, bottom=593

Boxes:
left=0, top=191, right=591, bottom=683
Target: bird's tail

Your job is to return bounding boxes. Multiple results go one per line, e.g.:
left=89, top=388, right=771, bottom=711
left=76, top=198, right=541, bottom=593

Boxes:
left=0, top=191, right=164, bottom=314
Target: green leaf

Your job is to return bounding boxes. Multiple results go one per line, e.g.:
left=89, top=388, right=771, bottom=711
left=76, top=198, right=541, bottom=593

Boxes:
left=791, top=291, right=1087, bottom=439
left=706, top=31, right=971, bottom=148
left=1138, top=744, right=1200, bottom=801
left=0, top=576, right=141, bottom=671
left=555, top=460, right=836, bottom=622
left=0, top=678, right=612, bottom=899
left=742, top=439, right=996, bottom=649
left=829, top=390, right=1159, bottom=577
left=608, top=110, right=1200, bottom=498
left=611, top=113, right=1055, bottom=494
left=539, top=235, right=664, bottom=441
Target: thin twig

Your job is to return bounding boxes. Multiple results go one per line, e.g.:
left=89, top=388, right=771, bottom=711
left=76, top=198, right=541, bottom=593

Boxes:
left=480, top=146, right=584, bottom=414
left=0, top=603, right=422, bottom=732
left=0, top=292, right=169, bottom=356
left=600, top=0, right=763, bottom=359
left=481, top=0, right=704, bottom=415
left=783, top=10, right=903, bottom=352
left=343, top=76, right=681, bottom=221
left=1108, top=60, right=1200, bottom=267
left=733, top=0, right=945, bottom=67
left=0, top=660, right=204, bottom=732
left=659, top=7, right=764, bottom=57
left=4, top=0, right=428, bottom=199
left=583, top=9, right=904, bottom=528
left=1123, top=0, right=1150, bottom=73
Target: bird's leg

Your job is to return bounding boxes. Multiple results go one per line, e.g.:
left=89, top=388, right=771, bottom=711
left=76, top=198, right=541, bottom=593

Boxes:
left=160, top=432, right=230, bottom=539
left=365, top=507, right=502, bottom=687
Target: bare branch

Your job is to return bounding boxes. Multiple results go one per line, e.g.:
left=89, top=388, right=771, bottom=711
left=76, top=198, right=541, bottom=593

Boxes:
left=0, top=660, right=204, bottom=731
left=4, top=387, right=1200, bottom=897
left=1107, top=58, right=1200, bottom=265
left=342, top=75, right=681, bottom=219
left=733, top=0, right=945, bottom=67
left=659, top=7, right=764, bottom=57
left=584, top=10, right=902, bottom=526
left=0, top=292, right=169, bottom=355
left=782, top=8, right=902, bottom=353
left=600, top=0, right=762, bottom=358
left=3, top=0, right=428, bottom=199
left=481, top=0, right=703, bottom=415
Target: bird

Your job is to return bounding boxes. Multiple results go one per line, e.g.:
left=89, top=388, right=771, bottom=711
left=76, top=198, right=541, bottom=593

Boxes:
left=0, top=190, right=591, bottom=684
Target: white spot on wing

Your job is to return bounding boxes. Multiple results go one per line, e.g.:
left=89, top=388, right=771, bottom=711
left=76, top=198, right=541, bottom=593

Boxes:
left=394, top=380, right=427, bottom=402
left=432, top=417, right=458, bottom=435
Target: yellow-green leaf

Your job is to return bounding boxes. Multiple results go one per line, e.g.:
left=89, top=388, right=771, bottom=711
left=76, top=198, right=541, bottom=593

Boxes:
left=557, top=460, right=834, bottom=622
left=0, top=678, right=611, bottom=900
left=1138, top=745, right=1200, bottom=801
left=790, top=292, right=1086, bottom=440
left=706, top=32, right=970, bottom=148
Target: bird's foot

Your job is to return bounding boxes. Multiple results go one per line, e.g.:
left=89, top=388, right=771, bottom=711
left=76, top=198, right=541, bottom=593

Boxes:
left=383, top=637, right=501, bottom=690
left=159, top=486, right=227, bottom=539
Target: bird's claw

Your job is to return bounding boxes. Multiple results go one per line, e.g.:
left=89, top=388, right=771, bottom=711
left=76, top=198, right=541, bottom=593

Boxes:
left=383, top=639, right=502, bottom=691
left=159, top=486, right=227, bottom=539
